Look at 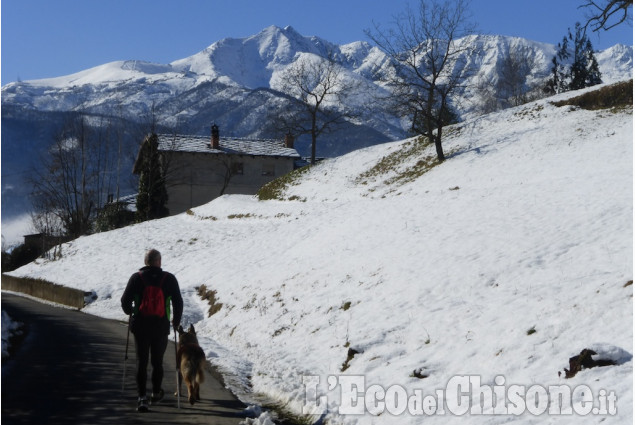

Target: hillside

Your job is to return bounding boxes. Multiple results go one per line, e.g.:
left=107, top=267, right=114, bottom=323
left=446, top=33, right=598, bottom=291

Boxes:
left=1, top=26, right=632, bottom=227
left=6, top=80, right=633, bottom=424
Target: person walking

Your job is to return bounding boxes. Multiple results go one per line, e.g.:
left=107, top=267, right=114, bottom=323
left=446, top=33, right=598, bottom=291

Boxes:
left=121, top=249, right=183, bottom=412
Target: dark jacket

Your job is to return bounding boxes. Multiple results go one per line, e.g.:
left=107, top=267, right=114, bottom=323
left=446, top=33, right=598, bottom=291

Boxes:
left=121, top=266, right=183, bottom=335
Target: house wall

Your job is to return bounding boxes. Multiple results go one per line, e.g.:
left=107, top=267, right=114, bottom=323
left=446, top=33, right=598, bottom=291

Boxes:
left=164, top=152, right=295, bottom=215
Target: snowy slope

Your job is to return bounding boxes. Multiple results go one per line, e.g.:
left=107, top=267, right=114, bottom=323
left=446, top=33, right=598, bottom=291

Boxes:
left=7, top=82, right=632, bottom=424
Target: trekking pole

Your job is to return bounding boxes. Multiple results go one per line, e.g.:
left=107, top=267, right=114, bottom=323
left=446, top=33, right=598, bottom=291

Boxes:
left=174, top=326, right=180, bottom=409
left=122, top=314, right=131, bottom=395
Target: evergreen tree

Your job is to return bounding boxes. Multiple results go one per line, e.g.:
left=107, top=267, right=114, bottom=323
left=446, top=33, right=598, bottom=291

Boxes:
left=569, top=23, right=603, bottom=90
left=136, top=133, right=169, bottom=222
left=584, top=39, right=603, bottom=87
left=547, top=22, right=602, bottom=94
left=546, top=35, right=570, bottom=94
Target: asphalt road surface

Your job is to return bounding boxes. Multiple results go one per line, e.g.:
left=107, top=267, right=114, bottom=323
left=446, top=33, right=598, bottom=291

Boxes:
left=1, top=292, right=247, bottom=425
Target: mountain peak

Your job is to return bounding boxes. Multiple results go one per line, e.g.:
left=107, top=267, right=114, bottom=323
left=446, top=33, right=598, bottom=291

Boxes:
left=169, top=24, right=339, bottom=88
left=282, top=25, right=302, bottom=37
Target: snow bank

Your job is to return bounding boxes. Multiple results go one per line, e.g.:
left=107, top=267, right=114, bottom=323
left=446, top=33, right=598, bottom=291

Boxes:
left=1, top=311, right=23, bottom=358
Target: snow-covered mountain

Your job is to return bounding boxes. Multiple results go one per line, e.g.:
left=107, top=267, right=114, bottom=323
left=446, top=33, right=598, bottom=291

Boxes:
left=1, top=26, right=405, bottom=142
left=1, top=25, right=632, bottom=222
left=7, top=82, right=633, bottom=424
left=3, top=26, right=631, bottom=135
left=597, top=43, right=635, bottom=82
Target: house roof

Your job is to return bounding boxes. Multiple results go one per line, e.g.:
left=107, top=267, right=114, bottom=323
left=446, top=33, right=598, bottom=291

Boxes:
left=156, top=134, right=300, bottom=158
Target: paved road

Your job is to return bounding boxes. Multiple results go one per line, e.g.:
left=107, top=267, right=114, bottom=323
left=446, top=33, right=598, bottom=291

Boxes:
left=1, top=292, right=247, bottom=425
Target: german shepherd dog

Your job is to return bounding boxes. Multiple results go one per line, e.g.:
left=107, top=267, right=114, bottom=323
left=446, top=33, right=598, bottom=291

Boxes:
left=177, top=324, right=206, bottom=405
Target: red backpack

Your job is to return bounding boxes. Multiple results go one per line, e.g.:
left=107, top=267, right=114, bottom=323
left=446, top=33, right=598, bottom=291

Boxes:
left=138, top=272, right=168, bottom=317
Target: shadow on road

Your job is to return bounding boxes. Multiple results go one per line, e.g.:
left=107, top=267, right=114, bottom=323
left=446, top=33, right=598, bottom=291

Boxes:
left=2, top=292, right=247, bottom=425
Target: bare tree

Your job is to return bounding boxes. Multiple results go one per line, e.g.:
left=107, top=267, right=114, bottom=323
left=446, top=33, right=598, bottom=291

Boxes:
left=580, top=0, right=633, bottom=31
left=473, top=47, right=541, bottom=115
left=366, top=0, right=477, bottom=162
left=30, top=111, right=133, bottom=238
left=30, top=114, right=97, bottom=238
left=274, top=53, right=360, bottom=164
left=474, top=76, right=500, bottom=115
left=497, top=47, right=541, bottom=107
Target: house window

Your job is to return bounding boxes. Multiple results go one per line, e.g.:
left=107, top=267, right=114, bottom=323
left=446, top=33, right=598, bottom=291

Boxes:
left=261, top=164, right=275, bottom=177
left=232, top=162, right=244, bottom=175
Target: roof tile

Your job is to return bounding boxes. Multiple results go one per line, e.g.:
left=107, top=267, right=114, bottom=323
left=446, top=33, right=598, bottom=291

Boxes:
left=157, top=134, right=299, bottom=158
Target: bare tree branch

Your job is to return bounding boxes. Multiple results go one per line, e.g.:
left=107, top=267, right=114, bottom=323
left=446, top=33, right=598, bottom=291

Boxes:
left=580, top=0, right=633, bottom=32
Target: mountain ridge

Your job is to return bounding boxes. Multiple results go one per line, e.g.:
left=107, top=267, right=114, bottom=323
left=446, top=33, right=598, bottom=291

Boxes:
left=2, top=26, right=631, bottom=122
left=1, top=25, right=632, bottom=222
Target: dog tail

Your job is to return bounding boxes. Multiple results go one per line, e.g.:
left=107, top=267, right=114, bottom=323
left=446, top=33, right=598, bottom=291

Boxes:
left=182, top=357, right=205, bottom=383
left=196, top=357, right=206, bottom=384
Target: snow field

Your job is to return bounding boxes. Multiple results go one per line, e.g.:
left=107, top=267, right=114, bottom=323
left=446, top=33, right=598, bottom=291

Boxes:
left=8, top=85, right=633, bottom=424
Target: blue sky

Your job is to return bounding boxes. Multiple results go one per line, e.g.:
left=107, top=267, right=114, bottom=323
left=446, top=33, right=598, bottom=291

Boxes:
left=1, top=0, right=632, bottom=85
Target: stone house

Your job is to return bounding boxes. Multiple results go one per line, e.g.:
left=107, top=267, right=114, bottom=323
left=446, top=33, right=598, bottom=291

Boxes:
left=144, top=125, right=300, bottom=215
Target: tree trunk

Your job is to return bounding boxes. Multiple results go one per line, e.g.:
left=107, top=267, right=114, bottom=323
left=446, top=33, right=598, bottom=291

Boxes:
left=310, top=115, right=318, bottom=164
left=434, top=128, right=445, bottom=162
left=434, top=140, right=445, bottom=162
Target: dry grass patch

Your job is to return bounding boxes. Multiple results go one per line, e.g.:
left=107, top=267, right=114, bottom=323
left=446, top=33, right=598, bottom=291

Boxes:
left=551, top=80, right=633, bottom=111
left=196, top=284, right=223, bottom=317
left=356, top=136, right=446, bottom=193
left=257, top=165, right=312, bottom=201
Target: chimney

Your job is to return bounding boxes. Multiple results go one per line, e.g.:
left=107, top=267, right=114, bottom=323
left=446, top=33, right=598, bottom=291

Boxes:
left=284, top=131, right=294, bottom=149
left=211, top=124, right=220, bottom=149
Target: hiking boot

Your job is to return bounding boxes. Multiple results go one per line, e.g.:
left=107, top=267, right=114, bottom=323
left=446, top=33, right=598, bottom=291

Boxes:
left=151, top=389, right=164, bottom=404
left=137, top=397, right=149, bottom=412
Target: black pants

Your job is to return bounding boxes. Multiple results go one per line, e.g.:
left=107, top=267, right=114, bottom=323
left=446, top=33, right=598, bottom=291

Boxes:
left=133, top=325, right=168, bottom=398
